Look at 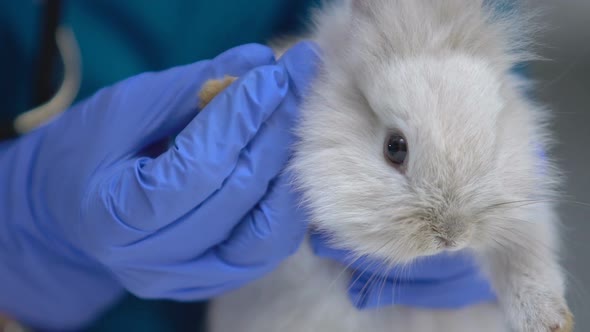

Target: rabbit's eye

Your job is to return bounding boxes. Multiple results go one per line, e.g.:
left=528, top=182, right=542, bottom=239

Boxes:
left=384, top=134, right=408, bottom=166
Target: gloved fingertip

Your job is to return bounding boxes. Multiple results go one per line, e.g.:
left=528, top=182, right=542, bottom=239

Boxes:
left=273, top=66, right=287, bottom=87
left=277, top=40, right=323, bottom=98
left=244, top=65, right=289, bottom=104
left=286, top=40, right=323, bottom=62
left=297, top=40, right=323, bottom=59
left=215, top=43, right=277, bottom=70
left=180, top=63, right=289, bottom=145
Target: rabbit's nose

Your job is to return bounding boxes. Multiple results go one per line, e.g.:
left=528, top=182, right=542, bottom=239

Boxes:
left=434, top=219, right=473, bottom=249
left=435, top=234, right=468, bottom=251
left=436, top=236, right=455, bottom=248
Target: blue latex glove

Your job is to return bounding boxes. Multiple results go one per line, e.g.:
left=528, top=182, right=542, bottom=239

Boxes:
left=310, top=232, right=497, bottom=310
left=0, top=41, right=321, bottom=330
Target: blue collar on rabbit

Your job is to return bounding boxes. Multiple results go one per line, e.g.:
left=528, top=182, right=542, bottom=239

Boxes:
left=309, top=232, right=497, bottom=310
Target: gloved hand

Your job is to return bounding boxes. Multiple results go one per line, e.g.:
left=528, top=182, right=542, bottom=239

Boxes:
left=310, top=232, right=497, bottom=310
left=0, top=41, right=321, bottom=330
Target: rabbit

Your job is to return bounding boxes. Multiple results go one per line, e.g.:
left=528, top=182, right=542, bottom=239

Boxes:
left=201, top=0, right=574, bottom=331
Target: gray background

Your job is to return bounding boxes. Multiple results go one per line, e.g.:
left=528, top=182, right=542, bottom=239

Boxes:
left=528, top=0, right=589, bottom=330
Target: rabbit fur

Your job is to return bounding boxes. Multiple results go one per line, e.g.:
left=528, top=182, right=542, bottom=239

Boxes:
left=206, top=1, right=573, bottom=331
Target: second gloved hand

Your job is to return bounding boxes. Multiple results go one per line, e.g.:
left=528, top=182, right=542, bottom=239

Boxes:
left=310, top=232, right=497, bottom=310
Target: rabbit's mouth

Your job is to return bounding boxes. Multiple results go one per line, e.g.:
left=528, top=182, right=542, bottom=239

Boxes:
left=433, top=224, right=474, bottom=249
left=435, top=235, right=471, bottom=251
left=435, top=236, right=457, bottom=249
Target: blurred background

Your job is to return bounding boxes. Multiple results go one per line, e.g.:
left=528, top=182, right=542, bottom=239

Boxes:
left=529, top=0, right=590, bottom=330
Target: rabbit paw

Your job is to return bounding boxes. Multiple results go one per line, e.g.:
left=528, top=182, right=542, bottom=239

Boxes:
left=551, top=308, right=574, bottom=332
left=505, top=289, right=574, bottom=332
left=197, top=75, right=237, bottom=109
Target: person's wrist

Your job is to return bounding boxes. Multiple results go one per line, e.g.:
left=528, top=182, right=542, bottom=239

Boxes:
left=0, top=133, right=124, bottom=330
left=0, top=131, right=87, bottom=265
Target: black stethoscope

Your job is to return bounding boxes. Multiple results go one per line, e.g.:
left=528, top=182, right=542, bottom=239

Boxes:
left=1, top=0, right=81, bottom=141
left=35, top=0, right=64, bottom=107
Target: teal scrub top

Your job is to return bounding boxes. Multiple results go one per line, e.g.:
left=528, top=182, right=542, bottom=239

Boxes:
left=0, top=1, right=319, bottom=331
left=0, top=0, right=319, bottom=122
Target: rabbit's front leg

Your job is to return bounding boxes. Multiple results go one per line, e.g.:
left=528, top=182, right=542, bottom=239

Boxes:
left=478, top=207, right=574, bottom=332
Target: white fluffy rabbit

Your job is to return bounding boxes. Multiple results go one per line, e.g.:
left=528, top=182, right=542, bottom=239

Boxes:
left=205, top=0, right=573, bottom=331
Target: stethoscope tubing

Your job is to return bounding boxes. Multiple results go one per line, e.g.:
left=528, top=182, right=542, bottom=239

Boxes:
left=1, top=0, right=81, bottom=139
